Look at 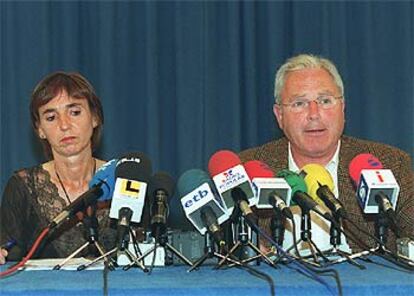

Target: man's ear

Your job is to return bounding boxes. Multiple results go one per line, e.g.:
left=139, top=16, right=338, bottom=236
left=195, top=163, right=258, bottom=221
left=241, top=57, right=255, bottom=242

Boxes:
left=273, top=103, right=284, bottom=130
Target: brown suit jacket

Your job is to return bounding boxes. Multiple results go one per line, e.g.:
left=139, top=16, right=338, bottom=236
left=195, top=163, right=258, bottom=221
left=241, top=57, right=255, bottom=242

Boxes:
left=239, top=135, right=414, bottom=252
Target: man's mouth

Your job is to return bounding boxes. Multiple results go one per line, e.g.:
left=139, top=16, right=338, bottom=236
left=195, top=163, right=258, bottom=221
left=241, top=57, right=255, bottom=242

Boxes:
left=305, top=128, right=326, bottom=134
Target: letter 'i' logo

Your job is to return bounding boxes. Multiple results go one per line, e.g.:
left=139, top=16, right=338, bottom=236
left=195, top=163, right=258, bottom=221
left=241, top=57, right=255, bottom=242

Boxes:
left=120, top=179, right=140, bottom=198
left=375, top=171, right=384, bottom=183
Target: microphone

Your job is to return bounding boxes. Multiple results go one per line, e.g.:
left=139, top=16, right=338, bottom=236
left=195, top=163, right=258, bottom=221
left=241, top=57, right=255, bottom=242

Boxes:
left=109, top=152, right=152, bottom=224
left=349, top=153, right=400, bottom=229
left=230, top=187, right=257, bottom=223
left=178, top=169, right=230, bottom=247
left=89, top=158, right=118, bottom=199
left=300, top=164, right=347, bottom=219
left=49, top=160, right=116, bottom=229
left=277, top=170, right=333, bottom=221
left=207, top=150, right=255, bottom=214
left=244, top=160, right=293, bottom=219
left=349, top=154, right=400, bottom=216
left=148, top=171, right=175, bottom=240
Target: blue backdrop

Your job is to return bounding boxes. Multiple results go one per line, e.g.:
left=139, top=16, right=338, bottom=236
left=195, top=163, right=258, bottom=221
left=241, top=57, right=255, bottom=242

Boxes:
left=1, top=1, right=413, bottom=227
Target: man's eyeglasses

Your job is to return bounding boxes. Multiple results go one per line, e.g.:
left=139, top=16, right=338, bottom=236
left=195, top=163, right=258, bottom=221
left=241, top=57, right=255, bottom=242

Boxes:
left=277, top=95, right=343, bottom=113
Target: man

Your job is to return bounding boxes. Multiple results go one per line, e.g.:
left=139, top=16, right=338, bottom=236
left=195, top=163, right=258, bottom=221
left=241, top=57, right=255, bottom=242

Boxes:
left=240, top=54, right=413, bottom=254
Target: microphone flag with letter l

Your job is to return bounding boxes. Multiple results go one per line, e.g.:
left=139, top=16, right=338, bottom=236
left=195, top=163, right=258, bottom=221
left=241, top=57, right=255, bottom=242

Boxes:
left=109, top=152, right=152, bottom=224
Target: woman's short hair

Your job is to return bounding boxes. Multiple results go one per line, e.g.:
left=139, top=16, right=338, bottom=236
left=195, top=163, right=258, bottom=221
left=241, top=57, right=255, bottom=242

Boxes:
left=30, top=71, right=104, bottom=159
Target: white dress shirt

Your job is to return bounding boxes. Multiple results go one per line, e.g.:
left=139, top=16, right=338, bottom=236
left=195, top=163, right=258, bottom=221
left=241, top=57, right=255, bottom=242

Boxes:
left=281, top=141, right=352, bottom=256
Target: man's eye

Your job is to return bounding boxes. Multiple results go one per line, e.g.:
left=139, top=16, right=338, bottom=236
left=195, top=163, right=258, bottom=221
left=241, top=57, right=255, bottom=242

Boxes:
left=292, top=101, right=306, bottom=108
left=319, top=97, right=333, bottom=105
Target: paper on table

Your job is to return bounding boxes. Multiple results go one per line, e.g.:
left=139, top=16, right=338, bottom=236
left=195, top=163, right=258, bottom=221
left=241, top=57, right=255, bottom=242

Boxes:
left=18, top=257, right=105, bottom=271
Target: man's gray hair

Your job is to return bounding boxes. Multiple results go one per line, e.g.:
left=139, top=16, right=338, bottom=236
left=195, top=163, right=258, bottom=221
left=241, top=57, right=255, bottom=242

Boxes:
left=274, top=54, right=344, bottom=104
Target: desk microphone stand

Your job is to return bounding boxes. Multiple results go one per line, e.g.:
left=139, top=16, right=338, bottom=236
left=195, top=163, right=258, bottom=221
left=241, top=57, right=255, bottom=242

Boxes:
left=335, top=209, right=413, bottom=270
left=53, top=206, right=116, bottom=271
left=285, top=209, right=329, bottom=266
left=188, top=232, right=241, bottom=272
left=217, top=216, right=275, bottom=268
left=322, top=213, right=365, bottom=269
left=77, top=226, right=148, bottom=272
left=131, top=230, right=193, bottom=271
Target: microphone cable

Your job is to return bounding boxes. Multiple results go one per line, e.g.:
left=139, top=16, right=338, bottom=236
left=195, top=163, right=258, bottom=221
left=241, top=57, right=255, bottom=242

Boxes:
left=218, top=244, right=276, bottom=296
left=234, top=263, right=275, bottom=296
left=0, top=227, right=50, bottom=278
left=246, top=218, right=342, bottom=296
left=307, top=205, right=414, bottom=272
left=342, top=216, right=414, bottom=271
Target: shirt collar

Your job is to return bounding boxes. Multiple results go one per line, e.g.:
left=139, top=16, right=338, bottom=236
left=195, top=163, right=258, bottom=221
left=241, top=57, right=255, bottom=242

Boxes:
left=288, top=140, right=341, bottom=173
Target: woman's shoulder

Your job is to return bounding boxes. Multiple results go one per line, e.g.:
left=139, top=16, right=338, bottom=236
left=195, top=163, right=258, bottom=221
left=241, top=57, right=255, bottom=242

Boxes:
left=14, top=162, right=50, bottom=180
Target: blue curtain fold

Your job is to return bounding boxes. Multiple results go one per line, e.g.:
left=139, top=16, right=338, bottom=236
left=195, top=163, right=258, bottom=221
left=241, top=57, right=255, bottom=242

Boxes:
left=1, top=1, right=413, bottom=227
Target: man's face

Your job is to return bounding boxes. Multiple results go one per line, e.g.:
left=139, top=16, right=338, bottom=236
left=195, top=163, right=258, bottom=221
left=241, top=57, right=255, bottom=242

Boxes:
left=273, top=67, right=345, bottom=160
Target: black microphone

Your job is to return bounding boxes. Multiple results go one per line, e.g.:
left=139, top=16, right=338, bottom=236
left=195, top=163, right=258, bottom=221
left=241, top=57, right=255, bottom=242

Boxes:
left=117, top=207, right=133, bottom=250
left=316, top=182, right=347, bottom=219
left=375, top=192, right=397, bottom=223
left=200, top=206, right=226, bottom=249
left=230, top=187, right=257, bottom=225
left=149, top=172, right=175, bottom=240
left=268, top=191, right=293, bottom=220
left=292, top=191, right=333, bottom=221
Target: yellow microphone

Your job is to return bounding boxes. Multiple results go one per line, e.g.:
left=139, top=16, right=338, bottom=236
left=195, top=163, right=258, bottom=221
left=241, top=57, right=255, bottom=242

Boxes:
left=300, top=164, right=347, bottom=218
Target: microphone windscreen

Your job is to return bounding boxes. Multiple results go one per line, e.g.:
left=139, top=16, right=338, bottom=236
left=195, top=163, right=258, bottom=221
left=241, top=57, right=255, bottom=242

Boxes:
left=276, top=169, right=307, bottom=198
left=348, top=153, right=383, bottom=185
left=300, top=163, right=334, bottom=204
left=177, top=169, right=211, bottom=197
left=208, top=150, right=241, bottom=176
left=244, top=160, right=275, bottom=179
left=89, top=158, right=117, bottom=200
left=149, top=171, right=175, bottom=198
left=115, top=152, right=152, bottom=182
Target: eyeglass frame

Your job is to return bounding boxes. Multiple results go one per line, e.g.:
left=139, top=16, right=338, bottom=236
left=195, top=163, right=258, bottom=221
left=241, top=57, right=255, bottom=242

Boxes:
left=275, top=95, right=344, bottom=113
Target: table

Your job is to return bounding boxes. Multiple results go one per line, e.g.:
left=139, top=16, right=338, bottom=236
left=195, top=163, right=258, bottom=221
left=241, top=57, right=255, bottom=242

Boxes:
left=0, top=256, right=413, bottom=296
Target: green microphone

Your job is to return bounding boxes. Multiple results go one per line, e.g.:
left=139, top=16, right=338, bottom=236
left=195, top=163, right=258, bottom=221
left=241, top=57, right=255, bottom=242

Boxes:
left=277, top=169, right=332, bottom=221
left=276, top=169, right=307, bottom=206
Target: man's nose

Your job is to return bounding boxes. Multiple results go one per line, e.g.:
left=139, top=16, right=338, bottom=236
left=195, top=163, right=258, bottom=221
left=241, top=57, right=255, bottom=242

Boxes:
left=307, top=100, right=321, bottom=120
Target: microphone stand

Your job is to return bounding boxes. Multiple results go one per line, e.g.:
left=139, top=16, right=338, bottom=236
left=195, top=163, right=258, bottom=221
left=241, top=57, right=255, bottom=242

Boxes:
left=216, top=215, right=276, bottom=268
left=53, top=205, right=116, bottom=271
left=188, top=232, right=241, bottom=272
left=80, top=226, right=149, bottom=272
left=132, top=228, right=194, bottom=271
left=337, top=209, right=414, bottom=270
left=285, top=209, right=329, bottom=266
left=271, top=210, right=285, bottom=248
left=322, top=213, right=365, bottom=269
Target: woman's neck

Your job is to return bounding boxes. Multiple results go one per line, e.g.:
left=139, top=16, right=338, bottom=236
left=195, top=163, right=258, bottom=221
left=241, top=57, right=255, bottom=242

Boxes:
left=53, top=153, right=96, bottom=185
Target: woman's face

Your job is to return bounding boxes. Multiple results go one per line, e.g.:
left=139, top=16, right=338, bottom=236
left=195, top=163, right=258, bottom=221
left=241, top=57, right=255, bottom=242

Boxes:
left=37, top=90, right=97, bottom=159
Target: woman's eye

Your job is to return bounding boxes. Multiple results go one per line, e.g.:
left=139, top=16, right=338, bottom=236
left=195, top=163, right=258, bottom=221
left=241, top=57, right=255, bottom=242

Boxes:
left=45, top=115, right=55, bottom=122
left=70, top=109, right=81, bottom=116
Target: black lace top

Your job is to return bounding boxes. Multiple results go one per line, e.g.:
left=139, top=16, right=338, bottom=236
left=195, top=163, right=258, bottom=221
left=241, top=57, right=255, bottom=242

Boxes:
left=0, top=165, right=116, bottom=261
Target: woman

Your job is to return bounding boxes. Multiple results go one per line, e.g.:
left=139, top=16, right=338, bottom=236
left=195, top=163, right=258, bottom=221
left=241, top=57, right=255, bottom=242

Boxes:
left=0, top=72, right=115, bottom=264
